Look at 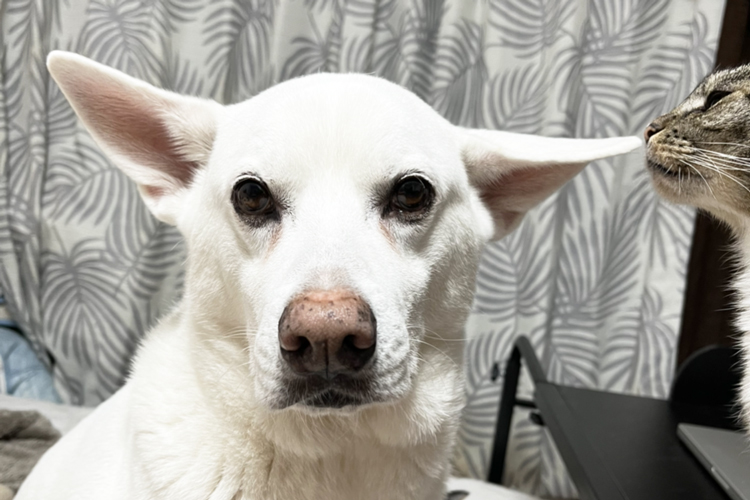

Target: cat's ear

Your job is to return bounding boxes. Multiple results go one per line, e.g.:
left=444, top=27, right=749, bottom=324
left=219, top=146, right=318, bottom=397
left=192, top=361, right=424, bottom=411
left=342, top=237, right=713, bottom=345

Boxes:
left=46, top=50, right=222, bottom=225
left=459, top=128, right=641, bottom=239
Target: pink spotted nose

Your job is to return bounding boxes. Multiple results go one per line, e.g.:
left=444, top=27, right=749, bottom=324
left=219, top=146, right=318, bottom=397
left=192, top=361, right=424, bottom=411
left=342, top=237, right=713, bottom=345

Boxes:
left=278, top=289, right=376, bottom=377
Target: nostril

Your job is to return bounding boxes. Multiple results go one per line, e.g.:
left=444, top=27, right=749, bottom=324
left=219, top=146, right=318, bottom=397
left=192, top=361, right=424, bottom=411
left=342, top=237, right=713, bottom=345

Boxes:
left=348, top=327, right=375, bottom=350
left=280, top=332, right=308, bottom=353
left=343, top=335, right=359, bottom=351
left=644, top=123, right=663, bottom=143
left=339, top=334, right=376, bottom=372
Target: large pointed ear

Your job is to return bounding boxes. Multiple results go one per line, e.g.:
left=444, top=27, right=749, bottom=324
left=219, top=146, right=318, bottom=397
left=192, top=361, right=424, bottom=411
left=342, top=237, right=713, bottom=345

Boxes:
left=459, top=128, right=642, bottom=239
left=46, top=51, right=221, bottom=225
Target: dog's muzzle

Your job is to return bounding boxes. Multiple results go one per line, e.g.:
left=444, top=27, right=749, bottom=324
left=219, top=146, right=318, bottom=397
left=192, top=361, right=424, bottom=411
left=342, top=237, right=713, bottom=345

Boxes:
left=277, top=289, right=377, bottom=409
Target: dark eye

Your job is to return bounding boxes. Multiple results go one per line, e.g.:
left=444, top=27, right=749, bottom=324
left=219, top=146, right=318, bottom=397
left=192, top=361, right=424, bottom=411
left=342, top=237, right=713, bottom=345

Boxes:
left=232, top=178, right=274, bottom=216
left=704, top=90, right=731, bottom=111
left=389, top=176, right=433, bottom=216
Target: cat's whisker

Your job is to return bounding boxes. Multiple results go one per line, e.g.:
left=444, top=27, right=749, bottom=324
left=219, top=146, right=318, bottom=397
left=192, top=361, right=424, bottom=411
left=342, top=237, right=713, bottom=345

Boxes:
left=696, top=141, right=750, bottom=149
left=690, top=156, right=750, bottom=195
left=679, top=159, right=716, bottom=199
left=694, top=148, right=750, bottom=168
left=693, top=151, right=749, bottom=170
left=691, top=155, right=738, bottom=178
left=692, top=151, right=750, bottom=175
left=696, top=158, right=750, bottom=187
left=690, top=153, right=732, bottom=173
left=702, top=155, right=750, bottom=169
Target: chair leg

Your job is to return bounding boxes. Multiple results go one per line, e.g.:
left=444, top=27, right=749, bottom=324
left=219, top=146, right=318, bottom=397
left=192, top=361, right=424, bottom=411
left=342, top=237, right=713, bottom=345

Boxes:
left=487, top=345, right=522, bottom=485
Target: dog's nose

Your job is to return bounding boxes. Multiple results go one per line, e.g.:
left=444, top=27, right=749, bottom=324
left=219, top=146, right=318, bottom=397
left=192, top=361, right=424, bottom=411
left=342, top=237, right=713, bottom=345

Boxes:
left=278, top=289, right=376, bottom=376
left=644, top=122, right=663, bottom=143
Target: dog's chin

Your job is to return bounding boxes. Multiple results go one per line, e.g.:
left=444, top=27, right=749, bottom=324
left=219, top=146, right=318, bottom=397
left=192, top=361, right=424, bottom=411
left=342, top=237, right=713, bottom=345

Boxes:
left=293, top=390, right=377, bottom=414
left=269, top=373, right=395, bottom=413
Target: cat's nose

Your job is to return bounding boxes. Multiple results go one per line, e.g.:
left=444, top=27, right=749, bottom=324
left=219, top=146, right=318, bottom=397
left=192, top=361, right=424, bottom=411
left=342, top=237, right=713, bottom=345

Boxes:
left=644, top=123, right=663, bottom=143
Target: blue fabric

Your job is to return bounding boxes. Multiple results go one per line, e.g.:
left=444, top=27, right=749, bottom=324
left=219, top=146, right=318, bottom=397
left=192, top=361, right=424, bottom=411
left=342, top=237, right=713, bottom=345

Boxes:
left=0, top=327, right=60, bottom=403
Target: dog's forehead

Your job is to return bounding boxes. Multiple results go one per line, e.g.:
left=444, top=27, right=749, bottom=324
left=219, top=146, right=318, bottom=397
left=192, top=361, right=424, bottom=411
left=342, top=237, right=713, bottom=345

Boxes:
left=211, top=74, right=461, bottom=186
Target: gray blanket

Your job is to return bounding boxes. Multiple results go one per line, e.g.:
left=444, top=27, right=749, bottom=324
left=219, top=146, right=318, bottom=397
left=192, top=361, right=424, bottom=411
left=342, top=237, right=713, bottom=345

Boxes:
left=0, top=410, right=60, bottom=495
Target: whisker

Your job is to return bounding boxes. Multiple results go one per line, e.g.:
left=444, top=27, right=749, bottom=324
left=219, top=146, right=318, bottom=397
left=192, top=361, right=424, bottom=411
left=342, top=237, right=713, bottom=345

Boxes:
left=692, top=152, right=749, bottom=174
left=414, top=340, right=460, bottom=370
left=696, top=158, right=750, bottom=192
left=694, top=148, right=750, bottom=168
left=416, top=325, right=463, bottom=342
left=695, top=153, right=750, bottom=175
left=422, top=335, right=466, bottom=343
left=696, top=141, right=750, bottom=149
left=679, top=159, right=716, bottom=199
left=691, top=156, right=750, bottom=195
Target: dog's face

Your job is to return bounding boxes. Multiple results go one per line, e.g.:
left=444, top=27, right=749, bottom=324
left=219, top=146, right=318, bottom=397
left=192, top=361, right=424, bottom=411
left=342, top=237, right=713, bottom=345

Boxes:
left=205, top=77, right=493, bottom=410
left=47, top=52, right=639, bottom=418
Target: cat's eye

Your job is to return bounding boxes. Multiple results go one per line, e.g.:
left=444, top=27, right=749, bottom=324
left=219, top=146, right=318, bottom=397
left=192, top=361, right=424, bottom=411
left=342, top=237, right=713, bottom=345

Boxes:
left=704, top=90, right=731, bottom=111
left=232, top=178, right=275, bottom=217
left=388, top=176, right=434, bottom=220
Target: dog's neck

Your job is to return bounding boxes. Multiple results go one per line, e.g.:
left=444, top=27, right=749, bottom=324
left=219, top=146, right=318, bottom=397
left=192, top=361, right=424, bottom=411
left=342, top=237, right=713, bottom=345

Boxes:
left=121, top=235, right=470, bottom=498
left=128, top=306, right=463, bottom=499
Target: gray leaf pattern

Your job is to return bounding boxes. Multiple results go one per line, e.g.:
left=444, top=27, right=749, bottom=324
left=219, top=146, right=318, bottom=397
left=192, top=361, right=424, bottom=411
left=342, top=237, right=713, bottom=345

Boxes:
left=204, top=0, right=275, bottom=102
left=44, top=136, right=129, bottom=225
left=483, top=64, right=547, bottom=133
left=488, top=0, right=576, bottom=57
left=78, top=0, right=159, bottom=78
left=0, top=0, right=726, bottom=497
left=431, top=19, right=487, bottom=127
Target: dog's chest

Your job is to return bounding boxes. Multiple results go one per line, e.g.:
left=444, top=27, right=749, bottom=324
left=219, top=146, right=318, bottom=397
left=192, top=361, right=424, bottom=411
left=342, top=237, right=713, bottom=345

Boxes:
left=133, top=405, right=449, bottom=500
left=129, top=324, right=456, bottom=500
left=237, top=442, right=446, bottom=500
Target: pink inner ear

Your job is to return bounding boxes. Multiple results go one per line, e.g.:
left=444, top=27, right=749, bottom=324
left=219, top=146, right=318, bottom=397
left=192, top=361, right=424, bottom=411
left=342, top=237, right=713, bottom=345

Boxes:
left=69, top=78, right=198, bottom=190
left=475, top=163, right=584, bottom=236
left=141, top=185, right=166, bottom=199
left=480, top=167, right=565, bottom=210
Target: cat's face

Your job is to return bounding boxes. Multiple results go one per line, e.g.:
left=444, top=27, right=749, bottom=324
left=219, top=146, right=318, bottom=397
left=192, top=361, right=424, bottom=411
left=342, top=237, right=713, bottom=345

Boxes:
left=646, top=65, right=750, bottom=228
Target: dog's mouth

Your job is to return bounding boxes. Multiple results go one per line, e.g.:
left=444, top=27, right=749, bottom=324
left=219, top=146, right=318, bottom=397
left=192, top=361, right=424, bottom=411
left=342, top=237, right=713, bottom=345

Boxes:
left=276, top=373, right=383, bottom=411
left=301, top=389, right=368, bottom=409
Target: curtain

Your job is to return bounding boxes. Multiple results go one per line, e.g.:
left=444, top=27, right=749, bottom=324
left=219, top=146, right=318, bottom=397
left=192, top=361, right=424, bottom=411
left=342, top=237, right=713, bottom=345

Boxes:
left=0, top=0, right=726, bottom=497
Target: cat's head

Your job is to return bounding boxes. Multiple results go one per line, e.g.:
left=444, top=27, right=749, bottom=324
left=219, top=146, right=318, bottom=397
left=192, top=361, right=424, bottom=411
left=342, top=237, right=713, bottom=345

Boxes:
left=646, top=65, right=750, bottom=229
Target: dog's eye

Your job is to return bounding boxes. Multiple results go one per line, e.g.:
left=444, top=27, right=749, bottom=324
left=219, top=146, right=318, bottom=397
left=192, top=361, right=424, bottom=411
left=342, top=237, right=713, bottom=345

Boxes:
left=704, top=90, right=731, bottom=111
left=390, top=176, right=432, bottom=216
left=232, top=179, right=274, bottom=216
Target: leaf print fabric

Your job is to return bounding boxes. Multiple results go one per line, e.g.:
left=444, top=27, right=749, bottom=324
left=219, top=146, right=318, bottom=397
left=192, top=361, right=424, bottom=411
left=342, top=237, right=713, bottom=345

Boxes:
left=0, top=0, right=726, bottom=497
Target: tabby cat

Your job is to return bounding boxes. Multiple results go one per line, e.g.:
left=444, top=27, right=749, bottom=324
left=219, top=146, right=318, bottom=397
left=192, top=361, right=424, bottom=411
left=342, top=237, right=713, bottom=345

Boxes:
left=646, top=65, right=750, bottom=427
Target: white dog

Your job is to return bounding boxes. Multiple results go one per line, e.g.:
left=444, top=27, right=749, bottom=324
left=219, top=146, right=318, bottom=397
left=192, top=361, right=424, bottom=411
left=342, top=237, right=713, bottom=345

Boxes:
left=17, top=51, right=639, bottom=500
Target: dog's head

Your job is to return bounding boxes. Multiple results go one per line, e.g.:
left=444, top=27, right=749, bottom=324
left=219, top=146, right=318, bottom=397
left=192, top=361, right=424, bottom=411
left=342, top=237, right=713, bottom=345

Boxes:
left=47, top=52, right=638, bottom=424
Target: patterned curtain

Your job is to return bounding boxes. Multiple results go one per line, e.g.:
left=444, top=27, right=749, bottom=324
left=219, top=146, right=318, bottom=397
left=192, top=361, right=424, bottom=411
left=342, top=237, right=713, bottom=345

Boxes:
left=0, top=0, right=725, bottom=497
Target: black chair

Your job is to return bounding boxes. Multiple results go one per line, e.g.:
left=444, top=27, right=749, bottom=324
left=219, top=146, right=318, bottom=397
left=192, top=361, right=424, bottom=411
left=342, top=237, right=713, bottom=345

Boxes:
left=487, top=336, right=742, bottom=500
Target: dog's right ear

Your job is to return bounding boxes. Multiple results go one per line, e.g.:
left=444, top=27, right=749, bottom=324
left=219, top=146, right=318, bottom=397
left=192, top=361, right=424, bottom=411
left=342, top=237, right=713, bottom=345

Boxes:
left=46, top=51, right=221, bottom=225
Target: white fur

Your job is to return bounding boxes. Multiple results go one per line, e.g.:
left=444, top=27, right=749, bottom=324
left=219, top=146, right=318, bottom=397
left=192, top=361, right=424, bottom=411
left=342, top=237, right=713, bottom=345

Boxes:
left=725, top=231, right=750, bottom=430
left=17, top=51, right=640, bottom=500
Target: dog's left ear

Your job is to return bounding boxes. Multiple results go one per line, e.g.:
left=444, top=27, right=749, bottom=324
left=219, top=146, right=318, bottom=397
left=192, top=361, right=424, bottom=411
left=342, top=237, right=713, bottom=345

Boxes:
left=459, top=128, right=641, bottom=239
left=47, top=51, right=221, bottom=225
